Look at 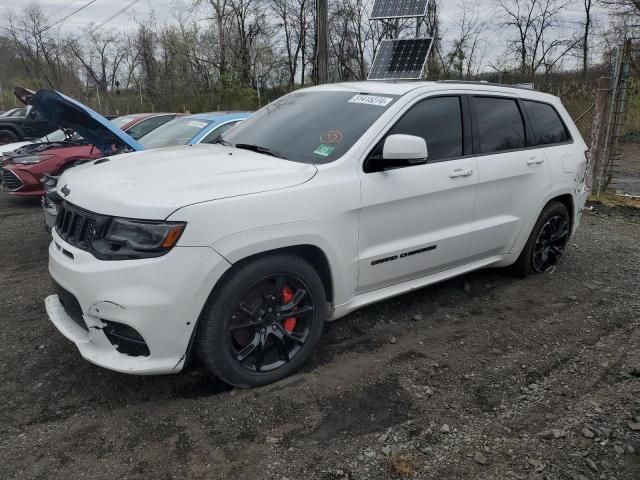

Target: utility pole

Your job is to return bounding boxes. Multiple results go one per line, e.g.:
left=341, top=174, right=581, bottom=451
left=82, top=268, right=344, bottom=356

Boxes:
left=316, top=0, right=328, bottom=84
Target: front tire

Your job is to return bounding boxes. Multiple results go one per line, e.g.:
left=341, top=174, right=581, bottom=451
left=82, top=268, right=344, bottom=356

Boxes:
left=195, top=253, right=326, bottom=388
left=513, top=201, right=571, bottom=277
left=0, top=129, right=18, bottom=145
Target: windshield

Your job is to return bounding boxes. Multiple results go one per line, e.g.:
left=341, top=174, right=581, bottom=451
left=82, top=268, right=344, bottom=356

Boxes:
left=36, top=129, right=66, bottom=142
left=139, top=117, right=212, bottom=149
left=35, top=129, right=83, bottom=143
left=223, top=91, right=398, bottom=164
left=111, top=115, right=137, bottom=129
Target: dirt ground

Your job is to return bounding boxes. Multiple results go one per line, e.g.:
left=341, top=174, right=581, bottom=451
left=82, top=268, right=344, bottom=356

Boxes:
left=0, top=194, right=639, bottom=480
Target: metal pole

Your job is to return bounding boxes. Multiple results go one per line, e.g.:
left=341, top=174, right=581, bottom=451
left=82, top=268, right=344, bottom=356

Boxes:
left=256, top=75, right=262, bottom=109
left=316, top=0, right=328, bottom=84
left=96, top=85, right=102, bottom=113
left=588, top=77, right=610, bottom=193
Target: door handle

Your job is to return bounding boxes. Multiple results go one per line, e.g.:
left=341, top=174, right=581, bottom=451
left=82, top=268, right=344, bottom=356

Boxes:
left=449, top=168, right=473, bottom=178
left=527, top=157, right=544, bottom=165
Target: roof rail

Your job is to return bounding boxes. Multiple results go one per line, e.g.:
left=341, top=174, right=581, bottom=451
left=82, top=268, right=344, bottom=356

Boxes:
left=436, top=80, right=539, bottom=92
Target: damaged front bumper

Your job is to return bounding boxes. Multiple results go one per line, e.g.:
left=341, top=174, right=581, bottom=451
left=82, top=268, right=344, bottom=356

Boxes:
left=46, top=229, right=231, bottom=375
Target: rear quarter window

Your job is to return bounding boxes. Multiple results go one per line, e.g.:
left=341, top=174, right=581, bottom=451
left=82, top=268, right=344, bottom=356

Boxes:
left=523, top=100, right=570, bottom=146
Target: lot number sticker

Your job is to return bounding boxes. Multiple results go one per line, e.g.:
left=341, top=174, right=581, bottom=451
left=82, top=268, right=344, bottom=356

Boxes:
left=348, top=94, right=393, bottom=107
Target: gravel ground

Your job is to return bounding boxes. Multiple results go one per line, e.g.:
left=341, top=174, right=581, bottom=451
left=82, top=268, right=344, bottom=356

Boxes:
left=0, top=194, right=639, bottom=480
left=610, top=142, right=640, bottom=197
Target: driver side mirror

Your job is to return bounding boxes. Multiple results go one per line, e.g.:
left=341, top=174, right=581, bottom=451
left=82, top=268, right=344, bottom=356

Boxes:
left=382, top=134, right=428, bottom=164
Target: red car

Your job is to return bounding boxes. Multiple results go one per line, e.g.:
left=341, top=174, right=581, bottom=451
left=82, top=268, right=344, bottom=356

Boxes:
left=1, top=112, right=176, bottom=196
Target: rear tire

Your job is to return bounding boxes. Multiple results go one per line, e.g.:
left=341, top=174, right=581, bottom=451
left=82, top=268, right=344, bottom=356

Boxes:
left=0, top=129, right=18, bottom=145
left=196, top=253, right=326, bottom=388
left=513, top=201, right=571, bottom=277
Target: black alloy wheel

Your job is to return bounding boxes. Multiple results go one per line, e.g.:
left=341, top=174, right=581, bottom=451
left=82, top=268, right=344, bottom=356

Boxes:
left=531, top=214, right=569, bottom=272
left=228, top=273, right=314, bottom=373
left=196, top=253, right=326, bottom=388
left=513, top=200, right=571, bottom=277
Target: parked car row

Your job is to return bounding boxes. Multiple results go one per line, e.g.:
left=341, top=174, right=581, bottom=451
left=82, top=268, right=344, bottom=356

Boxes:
left=0, top=89, right=251, bottom=235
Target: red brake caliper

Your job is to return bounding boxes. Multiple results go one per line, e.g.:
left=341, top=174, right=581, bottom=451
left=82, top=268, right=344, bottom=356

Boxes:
left=281, top=284, right=297, bottom=333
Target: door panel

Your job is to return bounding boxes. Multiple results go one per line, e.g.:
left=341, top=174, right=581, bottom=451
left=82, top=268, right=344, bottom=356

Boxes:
left=357, top=157, right=478, bottom=293
left=469, top=96, right=552, bottom=258
left=470, top=150, right=551, bottom=257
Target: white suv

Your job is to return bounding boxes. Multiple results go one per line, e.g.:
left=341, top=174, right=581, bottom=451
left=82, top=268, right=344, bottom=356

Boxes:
left=45, top=81, right=588, bottom=387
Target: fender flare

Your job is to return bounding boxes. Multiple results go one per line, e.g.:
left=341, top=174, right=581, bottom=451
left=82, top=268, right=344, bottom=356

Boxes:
left=212, top=222, right=355, bottom=307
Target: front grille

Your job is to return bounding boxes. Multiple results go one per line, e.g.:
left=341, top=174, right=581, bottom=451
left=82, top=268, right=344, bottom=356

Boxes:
left=54, top=282, right=88, bottom=332
left=56, top=202, right=105, bottom=251
left=1, top=168, right=23, bottom=191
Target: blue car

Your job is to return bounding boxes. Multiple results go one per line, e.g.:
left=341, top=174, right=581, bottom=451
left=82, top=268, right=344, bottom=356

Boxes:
left=138, top=112, right=251, bottom=150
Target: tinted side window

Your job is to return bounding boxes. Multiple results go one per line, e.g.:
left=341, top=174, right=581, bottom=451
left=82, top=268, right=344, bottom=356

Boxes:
left=472, top=97, right=525, bottom=153
left=126, top=115, right=174, bottom=140
left=523, top=101, right=569, bottom=145
left=387, top=96, right=463, bottom=161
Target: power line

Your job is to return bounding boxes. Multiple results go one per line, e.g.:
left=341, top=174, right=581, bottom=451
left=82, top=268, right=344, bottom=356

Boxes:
left=41, top=0, right=99, bottom=33
left=73, top=0, right=143, bottom=41
left=93, top=0, right=143, bottom=31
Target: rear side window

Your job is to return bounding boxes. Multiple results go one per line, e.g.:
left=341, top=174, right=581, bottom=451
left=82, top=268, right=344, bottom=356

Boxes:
left=386, top=96, right=464, bottom=161
left=126, top=115, right=175, bottom=140
left=523, top=100, right=570, bottom=145
left=472, top=97, right=525, bottom=153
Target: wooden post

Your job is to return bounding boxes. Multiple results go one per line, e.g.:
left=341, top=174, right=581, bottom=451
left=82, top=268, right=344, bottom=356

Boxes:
left=588, top=77, right=610, bottom=193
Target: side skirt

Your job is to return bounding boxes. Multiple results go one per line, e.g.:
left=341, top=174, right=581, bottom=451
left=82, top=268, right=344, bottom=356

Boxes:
left=331, top=255, right=507, bottom=321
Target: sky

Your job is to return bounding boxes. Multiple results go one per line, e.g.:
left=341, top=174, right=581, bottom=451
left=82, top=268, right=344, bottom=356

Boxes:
left=0, top=0, right=611, bottom=72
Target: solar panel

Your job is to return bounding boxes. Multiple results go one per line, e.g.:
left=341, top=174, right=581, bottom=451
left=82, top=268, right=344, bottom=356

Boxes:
left=368, top=38, right=433, bottom=80
left=370, top=0, right=430, bottom=19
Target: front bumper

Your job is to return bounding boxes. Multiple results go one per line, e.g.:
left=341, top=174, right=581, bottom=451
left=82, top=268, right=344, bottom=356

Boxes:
left=1, top=165, right=44, bottom=196
left=46, top=229, right=231, bottom=375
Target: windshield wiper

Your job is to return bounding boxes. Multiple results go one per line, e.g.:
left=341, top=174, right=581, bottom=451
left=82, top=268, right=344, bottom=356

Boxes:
left=213, top=138, right=232, bottom=146
left=235, top=143, right=287, bottom=159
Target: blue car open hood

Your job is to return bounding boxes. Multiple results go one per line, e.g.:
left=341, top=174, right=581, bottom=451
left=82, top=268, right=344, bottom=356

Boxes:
left=33, top=90, right=143, bottom=154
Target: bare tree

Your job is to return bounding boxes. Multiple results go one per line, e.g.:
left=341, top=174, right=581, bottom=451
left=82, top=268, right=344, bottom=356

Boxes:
left=581, top=0, right=594, bottom=74
left=441, top=0, right=488, bottom=79
left=67, top=31, right=128, bottom=92
left=5, top=4, right=71, bottom=89
left=270, top=0, right=312, bottom=88
left=498, top=0, right=568, bottom=76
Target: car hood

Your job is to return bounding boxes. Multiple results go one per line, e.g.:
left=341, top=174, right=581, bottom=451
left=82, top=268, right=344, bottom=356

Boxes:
left=32, top=90, right=143, bottom=154
left=59, top=144, right=318, bottom=219
left=1, top=141, right=31, bottom=154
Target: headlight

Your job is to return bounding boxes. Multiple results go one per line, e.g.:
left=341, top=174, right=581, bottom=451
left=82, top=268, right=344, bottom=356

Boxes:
left=12, top=154, right=53, bottom=164
left=92, top=218, right=186, bottom=259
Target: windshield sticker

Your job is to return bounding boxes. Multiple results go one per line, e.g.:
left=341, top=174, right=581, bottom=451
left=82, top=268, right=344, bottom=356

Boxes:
left=348, top=94, right=393, bottom=107
left=313, top=144, right=335, bottom=157
left=187, top=121, right=208, bottom=128
left=320, top=130, right=343, bottom=144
